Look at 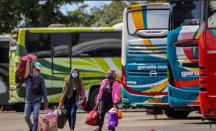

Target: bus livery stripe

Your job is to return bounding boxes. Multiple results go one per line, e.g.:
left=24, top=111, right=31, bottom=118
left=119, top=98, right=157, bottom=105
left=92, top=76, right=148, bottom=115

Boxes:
left=174, top=79, right=199, bottom=88
left=131, top=5, right=144, bottom=30
left=142, top=5, right=147, bottom=29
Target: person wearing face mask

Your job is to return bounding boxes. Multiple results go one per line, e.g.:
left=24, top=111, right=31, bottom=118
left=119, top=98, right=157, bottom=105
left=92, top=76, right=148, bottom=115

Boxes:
left=94, top=68, right=121, bottom=131
left=59, top=68, right=85, bottom=131
left=22, top=62, right=49, bottom=131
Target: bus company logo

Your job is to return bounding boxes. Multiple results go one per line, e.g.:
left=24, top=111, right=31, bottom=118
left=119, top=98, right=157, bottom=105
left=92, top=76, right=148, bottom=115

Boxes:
left=149, top=70, right=157, bottom=77
left=138, top=65, right=156, bottom=70
left=145, top=31, right=162, bottom=34
left=181, top=71, right=199, bottom=77
left=127, top=81, right=137, bottom=84
left=207, top=50, right=216, bottom=54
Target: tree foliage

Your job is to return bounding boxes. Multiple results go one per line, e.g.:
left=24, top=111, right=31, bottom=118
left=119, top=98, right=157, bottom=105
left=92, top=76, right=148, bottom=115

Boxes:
left=0, top=0, right=82, bottom=33
left=0, top=0, right=169, bottom=33
left=0, top=1, right=23, bottom=33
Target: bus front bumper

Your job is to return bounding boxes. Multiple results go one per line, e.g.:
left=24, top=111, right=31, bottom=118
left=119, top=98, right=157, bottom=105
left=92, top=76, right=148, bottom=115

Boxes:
left=121, top=86, right=169, bottom=108
left=168, top=84, right=200, bottom=107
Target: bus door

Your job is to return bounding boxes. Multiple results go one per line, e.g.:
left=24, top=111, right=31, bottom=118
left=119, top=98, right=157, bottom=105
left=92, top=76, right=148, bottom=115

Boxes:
left=51, top=33, right=71, bottom=103
left=0, top=41, right=10, bottom=105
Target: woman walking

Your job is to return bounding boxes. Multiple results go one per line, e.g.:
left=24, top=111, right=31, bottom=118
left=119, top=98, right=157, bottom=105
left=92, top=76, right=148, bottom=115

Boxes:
left=59, top=68, right=85, bottom=131
left=94, top=68, right=120, bottom=131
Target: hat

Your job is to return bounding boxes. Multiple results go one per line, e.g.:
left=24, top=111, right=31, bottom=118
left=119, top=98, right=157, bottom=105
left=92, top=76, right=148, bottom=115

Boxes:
left=33, top=62, right=42, bottom=71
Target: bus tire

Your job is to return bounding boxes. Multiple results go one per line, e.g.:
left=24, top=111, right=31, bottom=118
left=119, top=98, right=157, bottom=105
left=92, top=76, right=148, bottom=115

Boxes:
left=174, top=111, right=190, bottom=119
left=164, top=108, right=175, bottom=118
left=89, top=88, right=99, bottom=110
left=15, top=104, right=25, bottom=112
left=164, top=108, right=190, bottom=119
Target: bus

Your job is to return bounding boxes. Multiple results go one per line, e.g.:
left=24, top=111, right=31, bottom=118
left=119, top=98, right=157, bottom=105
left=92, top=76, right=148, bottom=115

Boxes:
left=9, top=27, right=122, bottom=111
left=199, top=0, right=216, bottom=120
left=121, top=3, right=170, bottom=116
left=0, top=34, right=11, bottom=110
left=167, top=0, right=200, bottom=118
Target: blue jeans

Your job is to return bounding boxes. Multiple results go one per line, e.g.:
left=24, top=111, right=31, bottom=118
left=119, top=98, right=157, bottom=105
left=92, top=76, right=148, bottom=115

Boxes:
left=64, top=102, right=77, bottom=130
left=24, top=102, right=41, bottom=131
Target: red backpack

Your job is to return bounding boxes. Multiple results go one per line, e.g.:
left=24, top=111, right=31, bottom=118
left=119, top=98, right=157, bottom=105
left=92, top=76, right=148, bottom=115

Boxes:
left=16, top=54, right=37, bottom=79
left=85, top=106, right=99, bottom=126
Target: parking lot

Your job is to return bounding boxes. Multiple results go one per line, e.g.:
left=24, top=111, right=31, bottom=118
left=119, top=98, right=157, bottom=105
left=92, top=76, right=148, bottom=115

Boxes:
left=1, top=109, right=216, bottom=131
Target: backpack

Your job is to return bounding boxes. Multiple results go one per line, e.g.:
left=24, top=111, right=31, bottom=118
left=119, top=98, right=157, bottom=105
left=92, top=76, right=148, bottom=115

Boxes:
left=16, top=54, right=37, bottom=79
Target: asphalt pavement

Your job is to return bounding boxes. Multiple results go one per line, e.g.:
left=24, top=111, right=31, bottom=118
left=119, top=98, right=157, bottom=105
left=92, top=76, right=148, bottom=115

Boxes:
left=0, top=109, right=216, bottom=131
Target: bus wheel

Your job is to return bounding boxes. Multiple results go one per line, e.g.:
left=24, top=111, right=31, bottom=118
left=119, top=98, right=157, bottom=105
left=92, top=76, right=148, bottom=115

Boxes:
left=174, top=111, right=190, bottom=119
left=89, top=88, right=99, bottom=110
left=164, top=108, right=175, bottom=118
left=15, top=104, right=25, bottom=112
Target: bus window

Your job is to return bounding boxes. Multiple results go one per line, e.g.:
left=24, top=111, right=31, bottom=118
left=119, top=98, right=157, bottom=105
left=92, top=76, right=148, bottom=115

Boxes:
left=208, top=1, right=216, bottom=28
left=25, top=33, right=51, bottom=58
left=51, top=34, right=71, bottom=73
left=171, top=1, right=200, bottom=30
left=72, top=32, right=122, bottom=57
left=0, top=42, right=9, bottom=63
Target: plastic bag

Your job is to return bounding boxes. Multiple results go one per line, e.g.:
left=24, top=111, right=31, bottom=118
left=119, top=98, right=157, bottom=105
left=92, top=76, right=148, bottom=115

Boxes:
left=117, top=110, right=123, bottom=119
left=38, top=109, right=58, bottom=131
left=108, top=106, right=118, bottom=130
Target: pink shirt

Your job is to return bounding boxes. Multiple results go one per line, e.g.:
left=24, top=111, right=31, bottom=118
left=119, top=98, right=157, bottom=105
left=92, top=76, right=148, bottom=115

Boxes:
left=97, top=79, right=121, bottom=103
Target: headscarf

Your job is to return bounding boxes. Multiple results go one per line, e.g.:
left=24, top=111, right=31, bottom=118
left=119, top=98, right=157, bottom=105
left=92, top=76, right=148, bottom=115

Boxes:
left=31, top=68, right=40, bottom=77
left=106, top=68, right=116, bottom=82
left=64, top=68, right=81, bottom=99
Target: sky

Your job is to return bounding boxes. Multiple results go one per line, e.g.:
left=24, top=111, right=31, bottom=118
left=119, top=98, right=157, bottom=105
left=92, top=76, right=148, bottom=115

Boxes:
left=60, top=1, right=112, bottom=15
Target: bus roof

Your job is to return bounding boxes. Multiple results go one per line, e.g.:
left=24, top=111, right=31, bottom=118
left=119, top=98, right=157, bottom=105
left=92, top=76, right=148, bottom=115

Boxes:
left=12, top=27, right=122, bottom=33
left=0, top=34, right=10, bottom=42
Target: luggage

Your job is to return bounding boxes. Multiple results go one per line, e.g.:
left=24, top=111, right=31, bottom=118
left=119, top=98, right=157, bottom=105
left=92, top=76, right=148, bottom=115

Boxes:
left=54, top=108, right=67, bottom=129
left=38, top=109, right=58, bottom=131
left=16, top=54, right=37, bottom=79
left=108, top=106, right=118, bottom=130
left=85, top=106, right=99, bottom=126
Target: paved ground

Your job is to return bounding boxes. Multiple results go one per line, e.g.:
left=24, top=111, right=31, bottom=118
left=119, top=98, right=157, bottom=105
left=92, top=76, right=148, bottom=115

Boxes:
left=1, top=109, right=216, bottom=131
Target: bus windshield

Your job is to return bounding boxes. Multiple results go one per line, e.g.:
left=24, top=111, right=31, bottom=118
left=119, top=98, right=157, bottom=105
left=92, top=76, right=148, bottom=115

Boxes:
left=10, top=32, right=18, bottom=52
left=127, top=10, right=169, bottom=35
left=171, top=1, right=200, bottom=30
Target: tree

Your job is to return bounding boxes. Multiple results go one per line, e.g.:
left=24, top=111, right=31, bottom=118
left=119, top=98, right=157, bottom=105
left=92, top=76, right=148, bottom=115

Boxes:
left=0, top=1, right=23, bottom=33
left=67, top=4, right=96, bottom=27
left=90, top=1, right=128, bottom=27
left=0, top=0, right=83, bottom=34
left=22, top=0, right=83, bottom=27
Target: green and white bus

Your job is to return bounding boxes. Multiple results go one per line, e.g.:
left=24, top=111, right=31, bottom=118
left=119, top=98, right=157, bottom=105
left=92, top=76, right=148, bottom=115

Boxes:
left=9, top=27, right=122, bottom=111
left=0, top=34, right=11, bottom=110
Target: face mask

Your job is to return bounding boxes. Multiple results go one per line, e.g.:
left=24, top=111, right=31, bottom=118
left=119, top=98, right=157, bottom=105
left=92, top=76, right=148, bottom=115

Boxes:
left=107, top=73, right=113, bottom=79
left=32, top=68, right=39, bottom=77
left=71, top=73, right=78, bottom=78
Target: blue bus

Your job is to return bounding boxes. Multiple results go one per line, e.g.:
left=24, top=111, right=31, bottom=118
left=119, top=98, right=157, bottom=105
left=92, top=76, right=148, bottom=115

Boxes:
left=167, top=0, right=200, bottom=118
left=121, top=3, right=170, bottom=116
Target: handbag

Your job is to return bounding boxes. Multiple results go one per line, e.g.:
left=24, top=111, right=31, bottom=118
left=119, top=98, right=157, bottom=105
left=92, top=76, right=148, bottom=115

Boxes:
left=85, top=106, right=99, bottom=126
left=54, top=108, right=68, bottom=129
left=30, top=76, right=42, bottom=95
